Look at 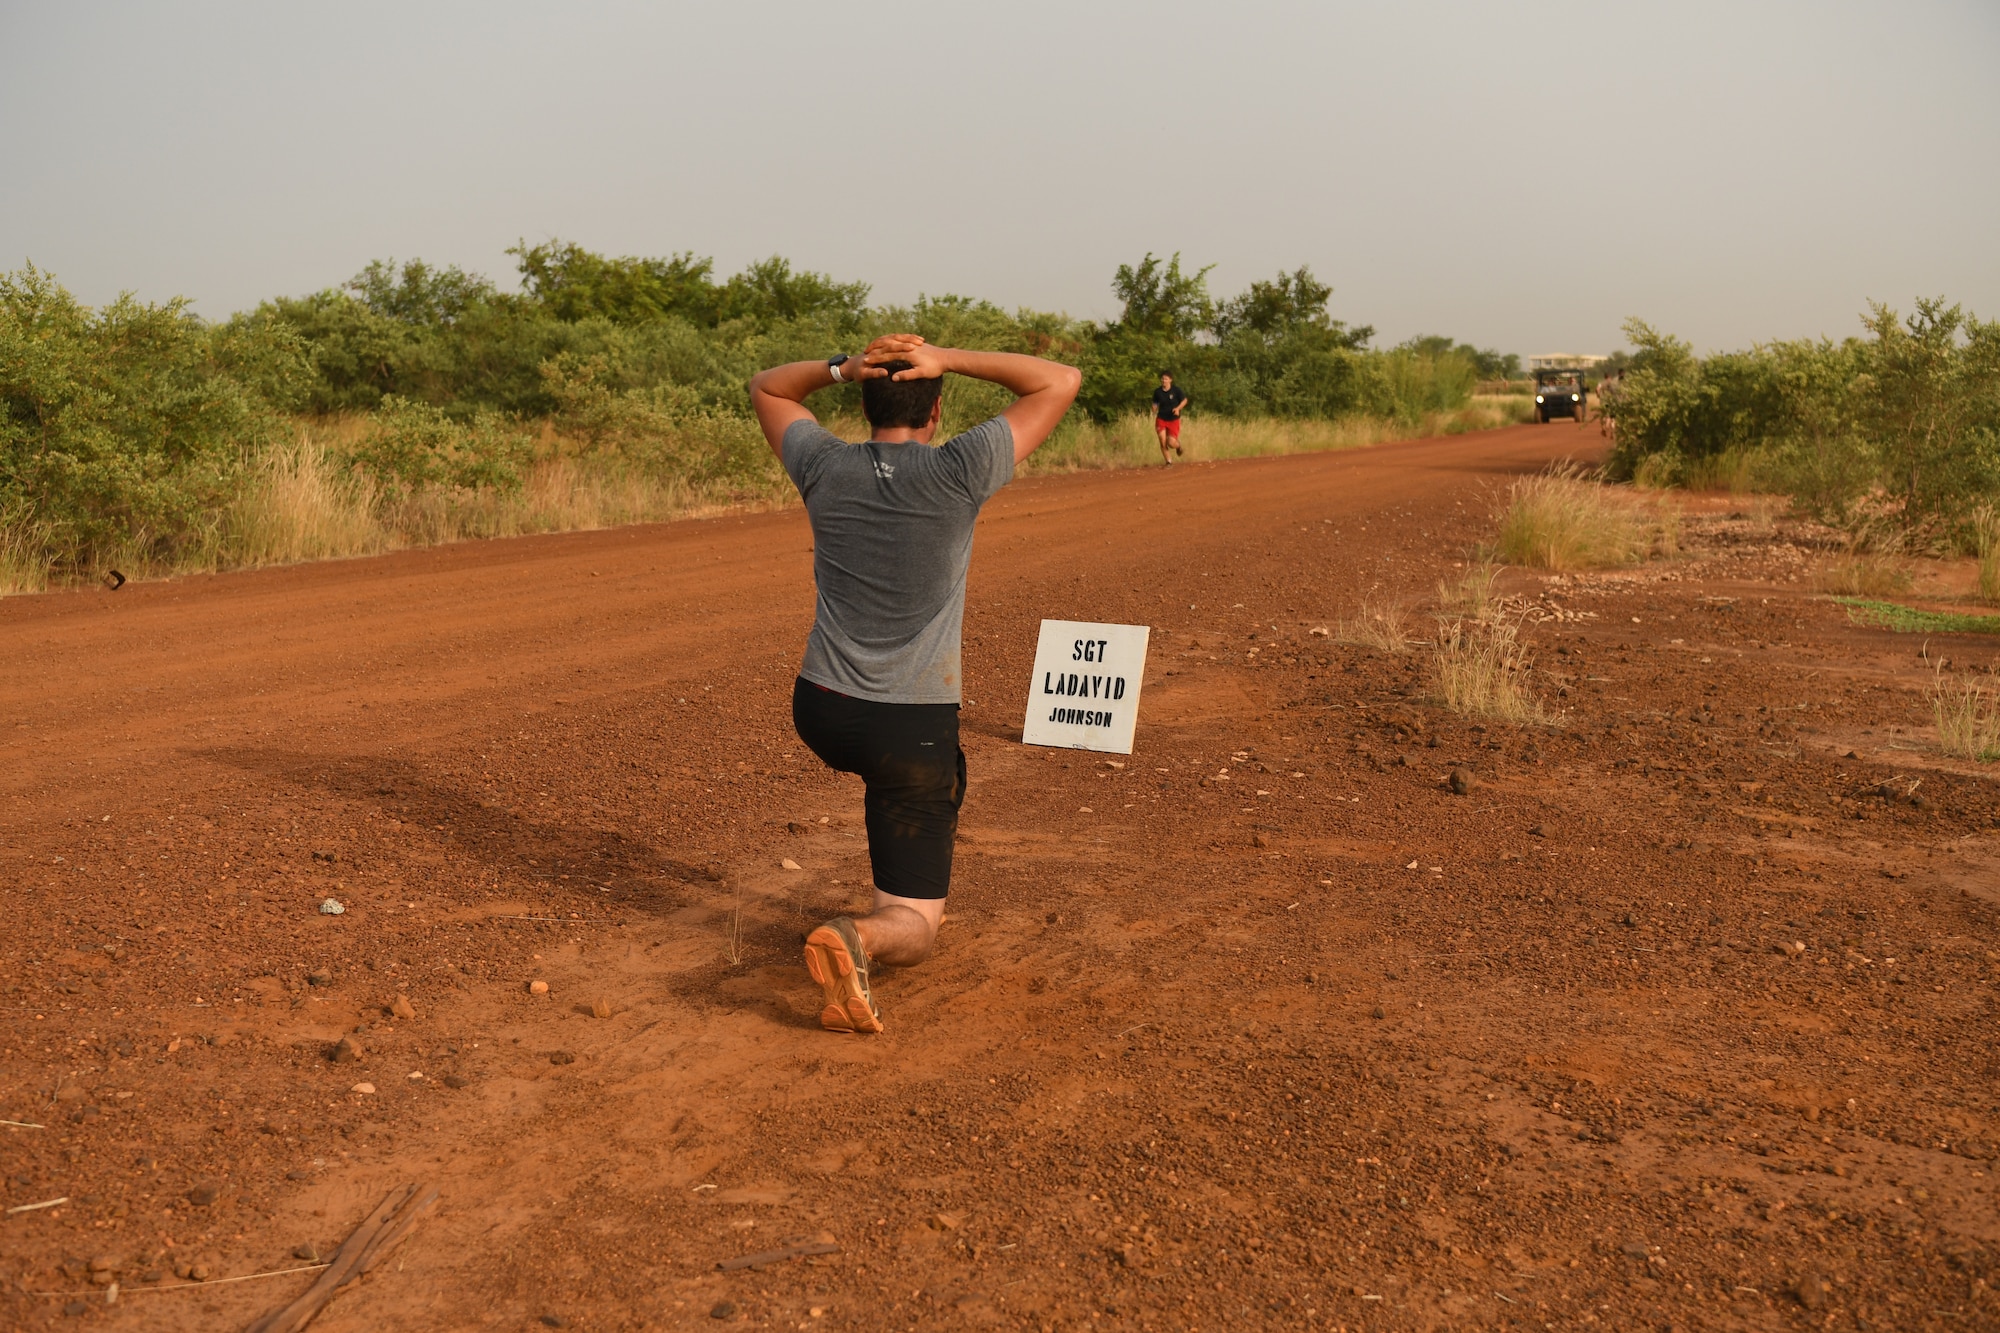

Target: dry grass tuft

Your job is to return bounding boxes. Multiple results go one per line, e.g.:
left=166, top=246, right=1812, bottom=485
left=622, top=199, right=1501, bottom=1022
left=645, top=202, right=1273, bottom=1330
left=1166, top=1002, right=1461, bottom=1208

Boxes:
left=1495, top=466, right=1674, bottom=570
left=1436, top=562, right=1499, bottom=619
left=1336, top=595, right=1412, bottom=653
left=1430, top=616, right=1551, bottom=724
left=1974, top=504, right=2000, bottom=604
left=1931, top=668, right=2000, bottom=761
left=1813, top=553, right=1912, bottom=597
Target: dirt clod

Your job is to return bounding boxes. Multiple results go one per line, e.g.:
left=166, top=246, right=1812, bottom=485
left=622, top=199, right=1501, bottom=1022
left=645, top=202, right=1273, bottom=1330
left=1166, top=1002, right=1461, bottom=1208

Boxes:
left=330, top=1036, right=363, bottom=1063
left=389, top=994, right=416, bottom=1020
left=1449, top=767, right=1473, bottom=795
left=184, top=1185, right=217, bottom=1207
left=710, top=1302, right=737, bottom=1319
left=590, top=999, right=612, bottom=1019
left=529, top=980, right=549, bottom=995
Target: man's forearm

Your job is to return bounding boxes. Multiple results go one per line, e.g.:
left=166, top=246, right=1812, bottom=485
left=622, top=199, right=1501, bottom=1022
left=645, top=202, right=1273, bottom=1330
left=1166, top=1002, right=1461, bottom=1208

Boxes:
left=749, top=359, right=839, bottom=405
left=935, top=348, right=1076, bottom=398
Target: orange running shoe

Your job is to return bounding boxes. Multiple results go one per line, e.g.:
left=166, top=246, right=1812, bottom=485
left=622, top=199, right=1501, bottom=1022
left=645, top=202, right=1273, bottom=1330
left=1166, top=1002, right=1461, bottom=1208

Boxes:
left=803, top=917, right=883, bottom=1034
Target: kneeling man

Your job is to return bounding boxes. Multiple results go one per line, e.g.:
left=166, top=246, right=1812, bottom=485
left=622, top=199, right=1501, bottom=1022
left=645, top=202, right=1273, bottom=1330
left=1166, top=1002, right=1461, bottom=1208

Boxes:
left=748, top=335, right=1081, bottom=1032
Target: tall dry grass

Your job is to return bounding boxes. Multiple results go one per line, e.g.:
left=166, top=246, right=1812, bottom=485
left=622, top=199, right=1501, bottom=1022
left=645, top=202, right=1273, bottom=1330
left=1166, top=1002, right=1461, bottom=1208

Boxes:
left=1495, top=466, right=1677, bottom=571
left=220, top=431, right=790, bottom=573
left=1430, top=616, right=1550, bottom=724
left=0, top=518, right=53, bottom=596
left=232, top=436, right=388, bottom=565
left=1026, top=398, right=1533, bottom=475
left=1974, top=504, right=2000, bottom=604
left=1812, top=553, right=1913, bottom=597
left=1931, top=668, right=2000, bottom=761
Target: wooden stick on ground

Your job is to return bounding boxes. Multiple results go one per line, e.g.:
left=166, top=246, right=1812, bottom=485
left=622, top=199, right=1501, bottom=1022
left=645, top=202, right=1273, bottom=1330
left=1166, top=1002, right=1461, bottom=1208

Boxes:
left=243, top=1182, right=438, bottom=1333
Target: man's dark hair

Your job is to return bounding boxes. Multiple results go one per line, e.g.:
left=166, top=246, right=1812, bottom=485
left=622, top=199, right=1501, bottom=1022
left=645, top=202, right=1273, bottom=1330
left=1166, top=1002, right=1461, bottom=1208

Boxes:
left=862, top=362, right=943, bottom=429
left=1159, top=370, right=1174, bottom=379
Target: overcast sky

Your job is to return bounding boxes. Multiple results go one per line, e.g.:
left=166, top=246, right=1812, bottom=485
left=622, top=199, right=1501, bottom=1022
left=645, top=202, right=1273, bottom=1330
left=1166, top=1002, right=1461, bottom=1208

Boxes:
left=3, top=0, right=1996, bottom=355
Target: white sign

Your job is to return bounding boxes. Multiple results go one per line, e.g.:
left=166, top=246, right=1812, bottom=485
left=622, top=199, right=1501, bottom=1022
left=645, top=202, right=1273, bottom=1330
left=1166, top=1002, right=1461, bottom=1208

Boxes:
left=1021, top=619, right=1151, bottom=755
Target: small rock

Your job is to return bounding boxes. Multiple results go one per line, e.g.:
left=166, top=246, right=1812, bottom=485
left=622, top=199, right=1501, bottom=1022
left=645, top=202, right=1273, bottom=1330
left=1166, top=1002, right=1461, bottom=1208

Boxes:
left=64, top=1301, right=88, bottom=1317
left=1371, top=1006, right=1386, bottom=1020
left=528, top=980, right=549, bottom=996
left=185, top=1185, right=218, bottom=1207
left=138, top=1270, right=164, bottom=1285
left=781, top=858, right=802, bottom=871
left=350, top=1082, right=376, bottom=1095
left=590, top=999, right=612, bottom=1019
left=710, top=1302, right=737, bottom=1320
left=389, top=995, right=416, bottom=1021
left=1527, top=824, right=1546, bottom=837
left=931, top=1211, right=965, bottom=1231
left=549, top=1050, right=575, bottom=1066
left=292, top=1244, right=320, bottom=1262
left=319, top=899, right=345, bottom=916
left=286, top=1170, right=310, bottom=1181
left=330, top=1036, right=363, bottom=1064
left=540, top=1317, right=568, bottom=1329
left=443, top=1074, right=470, bottom=1089
left=1449, top=767, right=1473, bottom=795
left=307, top=969, right=333, bottom=987
left=1794, top=1271, right=1829, bottom=1309
left=1252, top=832, right=1270, bottom=848
left=87, top=1255, right=115, bottom=1274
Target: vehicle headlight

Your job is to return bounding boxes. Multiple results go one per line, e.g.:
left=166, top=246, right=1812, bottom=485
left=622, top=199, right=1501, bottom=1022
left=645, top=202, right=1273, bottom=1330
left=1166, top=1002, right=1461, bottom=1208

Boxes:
left=1571, top=393, right=1580, bottom=401
left=1535, top=395, right=1544, bottom=403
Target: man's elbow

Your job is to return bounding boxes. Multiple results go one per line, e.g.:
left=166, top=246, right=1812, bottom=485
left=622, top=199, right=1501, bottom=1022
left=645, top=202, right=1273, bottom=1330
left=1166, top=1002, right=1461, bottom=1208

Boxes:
left=1056, top=364, right=1083, bottom=398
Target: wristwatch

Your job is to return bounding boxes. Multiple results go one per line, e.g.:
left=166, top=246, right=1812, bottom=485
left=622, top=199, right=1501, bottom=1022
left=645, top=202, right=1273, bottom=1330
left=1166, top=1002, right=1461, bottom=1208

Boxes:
left=827, top=354, right=851, bottom=383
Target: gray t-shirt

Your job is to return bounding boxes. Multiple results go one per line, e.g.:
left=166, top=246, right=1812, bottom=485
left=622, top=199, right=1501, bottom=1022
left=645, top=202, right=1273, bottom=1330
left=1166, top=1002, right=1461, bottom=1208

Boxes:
left=782, top=416, right=1015, bottom=704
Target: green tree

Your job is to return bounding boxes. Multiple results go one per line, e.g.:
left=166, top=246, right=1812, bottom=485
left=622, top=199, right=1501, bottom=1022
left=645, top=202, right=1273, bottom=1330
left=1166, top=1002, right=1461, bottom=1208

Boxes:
left=1861, top=298, right=2000, bottom=529
left=1110, top=252, right=1215, bottom=340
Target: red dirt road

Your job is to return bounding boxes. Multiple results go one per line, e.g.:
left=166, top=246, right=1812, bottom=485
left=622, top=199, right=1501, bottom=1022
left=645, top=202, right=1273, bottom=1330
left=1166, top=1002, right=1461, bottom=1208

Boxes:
left=3, top=422, right=1997, bottom=1332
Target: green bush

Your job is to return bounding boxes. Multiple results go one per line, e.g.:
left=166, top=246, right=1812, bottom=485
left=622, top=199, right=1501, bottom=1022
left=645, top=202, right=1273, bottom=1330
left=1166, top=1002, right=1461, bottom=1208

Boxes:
left=4, top=244, right=1518, bottom=585
left=1603, top=300, right=2000, bottom=539
left=1, top=265, right=306, bottom=573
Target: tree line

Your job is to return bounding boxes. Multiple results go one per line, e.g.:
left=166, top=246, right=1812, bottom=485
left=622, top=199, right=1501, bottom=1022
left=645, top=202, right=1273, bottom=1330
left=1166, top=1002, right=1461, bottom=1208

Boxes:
left=0, top=244, right=1516, bottom=577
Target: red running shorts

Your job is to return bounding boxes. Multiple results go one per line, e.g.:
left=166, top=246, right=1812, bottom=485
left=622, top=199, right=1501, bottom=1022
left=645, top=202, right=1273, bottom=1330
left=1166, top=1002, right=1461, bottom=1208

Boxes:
left=1157, top=417, right=1181, bottom=438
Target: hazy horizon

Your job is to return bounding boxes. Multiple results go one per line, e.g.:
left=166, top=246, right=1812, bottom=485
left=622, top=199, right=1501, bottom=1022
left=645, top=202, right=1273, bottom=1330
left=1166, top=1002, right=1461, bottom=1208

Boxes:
left=3, top=0, right=1996, bottom=357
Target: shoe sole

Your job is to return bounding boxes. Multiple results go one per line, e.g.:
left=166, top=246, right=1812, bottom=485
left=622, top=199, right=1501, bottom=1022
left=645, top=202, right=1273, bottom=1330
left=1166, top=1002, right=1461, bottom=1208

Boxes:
left=804, top=927, right=883, bottom=1034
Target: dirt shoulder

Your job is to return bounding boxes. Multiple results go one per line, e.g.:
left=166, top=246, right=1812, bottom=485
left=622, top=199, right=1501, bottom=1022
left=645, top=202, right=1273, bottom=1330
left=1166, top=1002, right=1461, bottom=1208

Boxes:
left=2, top=421, right=1995, bottom=1331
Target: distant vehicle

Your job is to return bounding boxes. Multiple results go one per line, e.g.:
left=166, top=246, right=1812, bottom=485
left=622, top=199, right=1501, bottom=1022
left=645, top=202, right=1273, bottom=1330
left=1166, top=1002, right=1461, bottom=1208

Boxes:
left=1533, top=368, right=1587, bottom=423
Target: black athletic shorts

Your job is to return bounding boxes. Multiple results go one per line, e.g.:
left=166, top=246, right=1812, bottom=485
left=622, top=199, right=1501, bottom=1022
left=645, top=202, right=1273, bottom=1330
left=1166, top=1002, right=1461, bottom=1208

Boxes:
left=791, top=678, right=965, bottom=901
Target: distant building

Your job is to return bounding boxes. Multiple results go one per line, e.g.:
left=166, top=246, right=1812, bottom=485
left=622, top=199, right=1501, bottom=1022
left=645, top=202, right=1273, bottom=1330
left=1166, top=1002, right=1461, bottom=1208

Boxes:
left=1528, top=354, right=1608, bottom=372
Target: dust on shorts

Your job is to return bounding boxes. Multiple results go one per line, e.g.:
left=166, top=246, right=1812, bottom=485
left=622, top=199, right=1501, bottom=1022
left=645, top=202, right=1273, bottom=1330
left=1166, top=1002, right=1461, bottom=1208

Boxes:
left=791, top=678, right=965, bottom=900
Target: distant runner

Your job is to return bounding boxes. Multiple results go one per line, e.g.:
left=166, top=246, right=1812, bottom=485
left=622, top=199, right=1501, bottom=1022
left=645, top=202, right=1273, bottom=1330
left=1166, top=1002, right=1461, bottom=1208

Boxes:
left=1152, top=371, right=1188, bottom=464
left=749, top=334, right=1082, bottom=1033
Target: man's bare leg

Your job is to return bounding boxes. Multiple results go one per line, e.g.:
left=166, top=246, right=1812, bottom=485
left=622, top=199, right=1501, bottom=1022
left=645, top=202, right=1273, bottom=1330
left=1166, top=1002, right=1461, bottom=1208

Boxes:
left=1156, top=426, right=1173, bottom=463
left=852, top=889, right=944, bottom=966
left=803, top=890, right=943, bottom=1033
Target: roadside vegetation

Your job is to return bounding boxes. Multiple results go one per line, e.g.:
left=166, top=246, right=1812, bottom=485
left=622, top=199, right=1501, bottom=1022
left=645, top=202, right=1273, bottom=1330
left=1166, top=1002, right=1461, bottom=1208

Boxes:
left=1599, top=298, right=2000, bottom=556
left=1930, top=668, right=2000, bottom=762
left=1494, top=465, right=1677, bottom=571
left=0, top=251, right=1527, bottom=592
left=1430, top=615, right=1549, bottom=725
